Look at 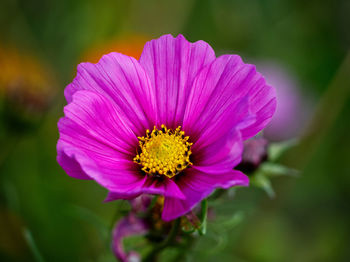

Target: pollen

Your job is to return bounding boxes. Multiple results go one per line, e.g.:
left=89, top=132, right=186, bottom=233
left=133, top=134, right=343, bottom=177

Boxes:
left=133, top=125, right=193, bottom=178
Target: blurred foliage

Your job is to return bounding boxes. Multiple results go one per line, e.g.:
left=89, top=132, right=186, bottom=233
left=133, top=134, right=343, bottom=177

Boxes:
left=0, top=0, right=349, bottom=261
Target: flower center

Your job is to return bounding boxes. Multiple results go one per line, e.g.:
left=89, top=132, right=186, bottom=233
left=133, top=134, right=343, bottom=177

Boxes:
left=133, top=125, right=193, bottom=178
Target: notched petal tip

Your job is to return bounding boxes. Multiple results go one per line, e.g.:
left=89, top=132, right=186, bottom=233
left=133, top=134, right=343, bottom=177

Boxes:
left=63, top=50, right=157, bottom=133
left=139, top=32, right=216, bottom=127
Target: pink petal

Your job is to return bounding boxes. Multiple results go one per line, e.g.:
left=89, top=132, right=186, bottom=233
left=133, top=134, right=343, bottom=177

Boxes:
left=57, top=148, right=91, bottom=180
left=192, top=128, right=243, bottom=174
left=142, top=177, right=186, bottom=199
left=161, top=169, right=249, bottom=221
left=63, top=90, right=138, bottom=155
left=58, top=142, right=146, bottom=192
left=139, top=34, right=215, bottom=128
left=106, top=177, right=185, bottom=201
left=183, top=54, right=276, bottom=149
left=65, top=52, right=157, bottom=136
left=59, top=90, right=186, bottom=200
left=57, top=90, right=146, bottom=192
left=241, top=84, right=277, bottom=139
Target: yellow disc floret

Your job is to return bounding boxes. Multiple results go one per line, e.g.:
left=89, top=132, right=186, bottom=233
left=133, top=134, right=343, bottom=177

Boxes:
left=133, top=125, right=193, bottom=178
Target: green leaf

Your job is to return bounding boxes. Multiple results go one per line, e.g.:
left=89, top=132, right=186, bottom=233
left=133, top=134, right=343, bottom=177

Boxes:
left=260, top=162, right=300, bottom=177
left=251, top=172, right=275, bottom=198
left=268, top=139, right=298, bottom=161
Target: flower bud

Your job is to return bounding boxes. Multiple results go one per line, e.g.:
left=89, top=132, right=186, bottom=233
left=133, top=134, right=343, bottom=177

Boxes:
left=236, top=137, right=268, bottom=174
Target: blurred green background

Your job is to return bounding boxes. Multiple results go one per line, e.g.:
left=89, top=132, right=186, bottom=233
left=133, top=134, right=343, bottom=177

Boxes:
left=0, top=0, right=349, bottom=261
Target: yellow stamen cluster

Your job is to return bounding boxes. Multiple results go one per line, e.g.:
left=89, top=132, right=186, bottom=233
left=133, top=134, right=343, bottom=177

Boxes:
left=133, top=125, right=193, bottom=178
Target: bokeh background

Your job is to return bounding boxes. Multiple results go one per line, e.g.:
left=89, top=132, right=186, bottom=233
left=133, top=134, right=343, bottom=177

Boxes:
left=0, top=0, right=349, bottom=261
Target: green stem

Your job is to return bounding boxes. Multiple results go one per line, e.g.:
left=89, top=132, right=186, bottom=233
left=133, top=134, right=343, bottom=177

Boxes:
left=23, top=228, right=45, bottom=262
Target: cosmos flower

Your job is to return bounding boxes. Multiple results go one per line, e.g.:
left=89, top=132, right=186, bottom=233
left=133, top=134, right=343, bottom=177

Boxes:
left=57, top=34, right=276, bottom=221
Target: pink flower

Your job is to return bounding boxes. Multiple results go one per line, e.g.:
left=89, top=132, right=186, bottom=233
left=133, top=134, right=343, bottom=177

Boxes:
left=57, top=34, right=276, bottom=221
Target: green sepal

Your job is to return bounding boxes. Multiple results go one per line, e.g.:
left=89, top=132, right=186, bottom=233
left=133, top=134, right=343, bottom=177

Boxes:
left=260, top=162, right=299, bottom=177
left=250, top=171, right=275, bottom=198
left=268, top=139, right=298, bottom=161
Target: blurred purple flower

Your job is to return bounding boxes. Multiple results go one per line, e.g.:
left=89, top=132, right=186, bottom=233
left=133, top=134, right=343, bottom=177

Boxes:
left=112, top=214, right=149, bottom=262
left=256, top=62, right=312, bottom=141
left=57, top=34, right=276, bottom=221
left=112, top=195, right=170, bottom=262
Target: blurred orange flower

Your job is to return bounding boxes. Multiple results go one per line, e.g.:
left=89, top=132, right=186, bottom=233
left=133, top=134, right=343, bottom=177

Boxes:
left=0, top=46, right=55, bottom=114
left=82, top=34, right=149, bottom=63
